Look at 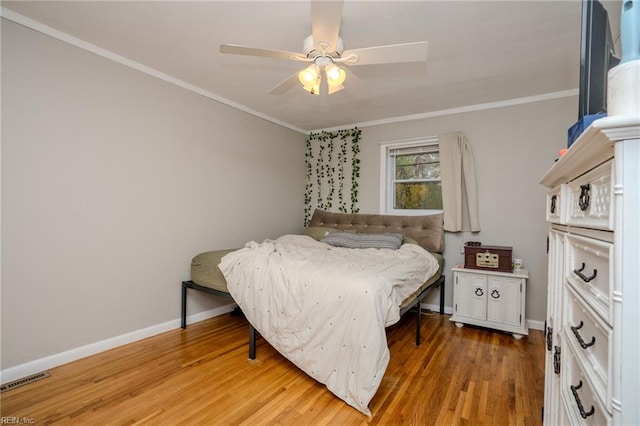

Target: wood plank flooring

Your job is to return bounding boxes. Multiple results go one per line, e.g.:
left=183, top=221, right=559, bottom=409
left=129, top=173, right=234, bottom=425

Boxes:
left=1, top=311, right=545, bottom=425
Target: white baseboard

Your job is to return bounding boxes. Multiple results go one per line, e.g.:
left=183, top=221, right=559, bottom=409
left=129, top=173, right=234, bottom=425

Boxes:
left=420, top=302, right=454, bottom=315
left=420, top=302, right=545, bottom=332
left=527, top=319, right=545, bottom=331
left=0, top=304, right=235, bottom=385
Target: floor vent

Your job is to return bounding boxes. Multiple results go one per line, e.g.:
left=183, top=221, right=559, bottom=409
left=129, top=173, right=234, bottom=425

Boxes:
left=1, top=371, right=50, bottom=392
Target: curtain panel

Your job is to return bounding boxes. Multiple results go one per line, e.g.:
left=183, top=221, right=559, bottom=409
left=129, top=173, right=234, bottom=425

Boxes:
left=438, top=132, right=481, bottom=232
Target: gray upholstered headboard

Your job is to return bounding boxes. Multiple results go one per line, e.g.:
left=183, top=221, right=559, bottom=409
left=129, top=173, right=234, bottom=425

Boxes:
left=308, top=209, right=445, bottom=253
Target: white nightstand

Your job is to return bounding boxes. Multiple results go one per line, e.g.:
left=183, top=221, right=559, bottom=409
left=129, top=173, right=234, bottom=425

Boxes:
left=450, top=267, right=528, bottom=339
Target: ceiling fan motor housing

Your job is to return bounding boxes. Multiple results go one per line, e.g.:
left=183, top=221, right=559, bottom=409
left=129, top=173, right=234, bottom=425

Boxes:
left=303, top=35, right=345, bottom=59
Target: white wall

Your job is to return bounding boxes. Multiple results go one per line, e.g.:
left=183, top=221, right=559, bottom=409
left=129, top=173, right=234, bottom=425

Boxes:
left=1, top=20, right=305, bottom=370
left=356, top=96, right=578, bottom=324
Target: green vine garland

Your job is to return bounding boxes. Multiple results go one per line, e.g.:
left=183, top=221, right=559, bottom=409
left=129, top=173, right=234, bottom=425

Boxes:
left=304, top=127, right=361, bottom=226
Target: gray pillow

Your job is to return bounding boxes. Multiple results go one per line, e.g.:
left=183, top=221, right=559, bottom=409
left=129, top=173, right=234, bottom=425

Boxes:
left=321, top=232, right=404, bottom=250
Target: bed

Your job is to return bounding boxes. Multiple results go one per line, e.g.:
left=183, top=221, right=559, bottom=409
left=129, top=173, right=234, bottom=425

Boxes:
left=180, top=209, right=445, bottom=415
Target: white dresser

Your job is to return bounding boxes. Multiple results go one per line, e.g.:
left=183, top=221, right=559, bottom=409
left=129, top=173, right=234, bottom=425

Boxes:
left=540, top=117, right=639, bottom=425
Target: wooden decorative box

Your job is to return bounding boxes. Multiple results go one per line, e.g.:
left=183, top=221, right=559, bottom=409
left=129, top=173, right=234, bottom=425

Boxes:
left=464, top=243, right=513, bottom=273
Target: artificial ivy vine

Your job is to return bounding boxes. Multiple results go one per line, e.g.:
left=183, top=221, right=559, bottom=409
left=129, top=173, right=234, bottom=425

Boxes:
left=304, top=127, right=361, bottom=226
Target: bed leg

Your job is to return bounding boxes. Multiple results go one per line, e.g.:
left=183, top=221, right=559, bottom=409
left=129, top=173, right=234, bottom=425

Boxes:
left=249, top=325, right=256, bottom=360
left=181, top=281, right=188, bottom=329
left=415, top=300, right=422, bottom=346
left=439, top=277, right=446, bottom=315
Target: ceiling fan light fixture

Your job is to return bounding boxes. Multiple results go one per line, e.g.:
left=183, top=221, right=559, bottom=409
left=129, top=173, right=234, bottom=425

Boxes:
left=325, top=63, right=346, bottom=87
left=302, top=77, right=321, bottom=95
left=298, top=64, right=320, bottom=86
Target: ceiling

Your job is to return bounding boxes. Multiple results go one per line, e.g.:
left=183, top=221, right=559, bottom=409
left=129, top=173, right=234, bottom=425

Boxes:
left=2, top=1, right=622, bottom=133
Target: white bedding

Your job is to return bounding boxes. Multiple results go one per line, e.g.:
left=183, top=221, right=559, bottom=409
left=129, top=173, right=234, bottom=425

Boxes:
left=218, top=234, right=440, bottom=415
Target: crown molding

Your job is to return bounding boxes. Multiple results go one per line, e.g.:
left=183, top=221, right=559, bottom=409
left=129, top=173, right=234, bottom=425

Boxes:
left=316, top=89, right=578, bottom=133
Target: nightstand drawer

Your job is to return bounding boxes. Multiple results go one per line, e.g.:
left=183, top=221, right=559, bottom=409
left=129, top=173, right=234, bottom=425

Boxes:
left=565, top=234, right=613, bottom=325
left=563, top=284, right=612, bottom=412
left=566, top=159, right=613, bottom=230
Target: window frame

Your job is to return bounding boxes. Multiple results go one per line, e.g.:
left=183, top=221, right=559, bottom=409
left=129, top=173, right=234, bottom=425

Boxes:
left=379, top=136, right=443, bottom=216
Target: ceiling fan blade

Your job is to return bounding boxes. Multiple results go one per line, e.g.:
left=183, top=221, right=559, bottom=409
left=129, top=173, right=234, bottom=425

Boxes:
left=267, top=72, right=301, bottom=95
left=311, top=0, right=344, bottom=53
left=342, top=67, right=367, bottom=95
left=341, top=41, right=428, bottom=66
left=220, top=44, right=308, bottom=62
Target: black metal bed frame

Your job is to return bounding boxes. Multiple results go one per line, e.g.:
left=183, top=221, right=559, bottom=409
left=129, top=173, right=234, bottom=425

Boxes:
left=181, top=275, right=445, bottom=360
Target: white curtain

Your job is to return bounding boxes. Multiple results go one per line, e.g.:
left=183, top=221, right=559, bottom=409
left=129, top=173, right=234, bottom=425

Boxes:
left=439, top=132, right=480, bottom=232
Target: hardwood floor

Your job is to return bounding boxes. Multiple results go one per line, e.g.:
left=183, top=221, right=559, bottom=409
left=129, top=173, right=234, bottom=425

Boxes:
left=1, top=311, right=545, bottom=425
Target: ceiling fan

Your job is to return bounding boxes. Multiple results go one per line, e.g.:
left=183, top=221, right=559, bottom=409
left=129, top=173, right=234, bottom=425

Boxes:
left=219, top=0, right=428, bottom=96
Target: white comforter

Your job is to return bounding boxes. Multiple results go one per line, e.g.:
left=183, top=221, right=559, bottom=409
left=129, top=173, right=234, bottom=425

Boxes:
left=219, top=234, right=439, bottom=415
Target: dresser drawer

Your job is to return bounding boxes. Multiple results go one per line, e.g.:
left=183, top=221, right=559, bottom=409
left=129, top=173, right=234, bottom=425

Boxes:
left=565, top=234, right=613, bottom=325
left=563, top=284, right=612, bottom=412
left=561, top=342, right=612, bottom=425
left=566, top=160, right=613, bottom=230
left=546, top=186, right=564, bottom=224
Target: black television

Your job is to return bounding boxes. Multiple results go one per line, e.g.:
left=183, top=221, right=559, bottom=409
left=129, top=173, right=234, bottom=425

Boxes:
left=578, top=0, right=620, bottom=119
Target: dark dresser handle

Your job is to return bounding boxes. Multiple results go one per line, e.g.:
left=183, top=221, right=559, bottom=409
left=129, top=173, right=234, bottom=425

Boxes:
left=490, top=289, right=500, bottom=299
left=570, top=321, right=596, bottom=349
left=553, top=346, right=561, bottom=374
left=546, top=326, right=553, bottom=351
left=574, top=263, right=598, bottom=282
left=570, top=381, right=595, bottom=419
left=474, top=287, right=484, bottom=297
left=550, top=195, right=557, bottom=214
left=578, top=184, right=591, bottom=211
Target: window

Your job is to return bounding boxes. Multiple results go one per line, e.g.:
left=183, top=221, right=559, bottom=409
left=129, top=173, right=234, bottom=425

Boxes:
left=380, top=138, right=442, bottom=214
